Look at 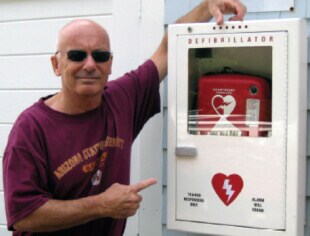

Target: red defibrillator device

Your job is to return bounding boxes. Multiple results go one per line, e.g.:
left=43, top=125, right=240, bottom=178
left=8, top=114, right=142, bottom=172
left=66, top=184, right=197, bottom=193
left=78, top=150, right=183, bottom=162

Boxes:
left=197, top=72, right=271, bottom=137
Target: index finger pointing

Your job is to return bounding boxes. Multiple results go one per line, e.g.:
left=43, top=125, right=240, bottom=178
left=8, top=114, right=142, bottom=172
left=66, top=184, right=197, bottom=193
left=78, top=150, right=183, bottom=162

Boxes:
left=131, top=178, right=157, bottom=193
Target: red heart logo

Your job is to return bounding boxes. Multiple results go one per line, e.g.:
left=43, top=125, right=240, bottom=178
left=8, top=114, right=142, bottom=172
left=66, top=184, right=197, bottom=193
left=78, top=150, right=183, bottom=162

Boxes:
left=212, top=96, right=225, bottom=115
left=211, top=95, right=236, bottom=116
left=212, top=173, right=243, bottom=206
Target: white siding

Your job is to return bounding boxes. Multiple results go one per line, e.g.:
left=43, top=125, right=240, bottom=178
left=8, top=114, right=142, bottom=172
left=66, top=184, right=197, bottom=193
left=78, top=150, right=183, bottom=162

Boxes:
left=0, top=225, right=10, bottom=236
left=0, top=56, right=60, bottom=89
left=0, top=17, right=113, bottom=55
left=0, top=0, right=113, bottom=22
left=0, top=193, right=6, bottom=225
left=0, top=90, right=59, bottom=123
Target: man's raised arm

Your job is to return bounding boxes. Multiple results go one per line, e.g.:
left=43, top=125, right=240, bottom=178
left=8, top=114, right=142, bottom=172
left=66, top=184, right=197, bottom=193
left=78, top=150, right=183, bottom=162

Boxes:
left=150, top=0, right=247, bottom=82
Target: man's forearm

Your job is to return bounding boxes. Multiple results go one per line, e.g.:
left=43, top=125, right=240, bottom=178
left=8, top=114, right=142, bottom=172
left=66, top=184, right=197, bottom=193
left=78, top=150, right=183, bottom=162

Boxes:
left=150, top=0, right=246, bottom=82
left=175, top=1, right=213, bottom=24
left=151, top=1, right=215, bottom=82
left=13, top=179, right=156, bottom=233
left=14, top=195, right=102, bottom=232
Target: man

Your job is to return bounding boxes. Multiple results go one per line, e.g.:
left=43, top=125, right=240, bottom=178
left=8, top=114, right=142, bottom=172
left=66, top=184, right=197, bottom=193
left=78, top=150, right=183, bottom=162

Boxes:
left=3, top=0, right=246, bottom=235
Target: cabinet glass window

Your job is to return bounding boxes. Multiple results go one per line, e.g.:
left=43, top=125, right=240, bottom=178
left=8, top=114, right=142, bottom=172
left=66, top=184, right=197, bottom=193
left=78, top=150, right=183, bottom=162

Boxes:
left=187, top=47, right=272, bottom=137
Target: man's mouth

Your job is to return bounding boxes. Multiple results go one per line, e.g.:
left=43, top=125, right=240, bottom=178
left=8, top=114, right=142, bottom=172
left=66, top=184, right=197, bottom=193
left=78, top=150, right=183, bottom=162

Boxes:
left=76, top=76, right=100, bottom=80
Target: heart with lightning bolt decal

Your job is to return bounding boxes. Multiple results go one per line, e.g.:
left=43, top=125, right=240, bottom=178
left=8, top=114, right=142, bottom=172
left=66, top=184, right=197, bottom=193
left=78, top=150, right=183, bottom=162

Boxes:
left=212, top=173, right=243, bottom=206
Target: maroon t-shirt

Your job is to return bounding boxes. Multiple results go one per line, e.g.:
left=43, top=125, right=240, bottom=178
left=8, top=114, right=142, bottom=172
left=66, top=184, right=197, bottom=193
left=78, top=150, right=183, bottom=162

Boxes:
left=3, top=60, right=160, bottom=236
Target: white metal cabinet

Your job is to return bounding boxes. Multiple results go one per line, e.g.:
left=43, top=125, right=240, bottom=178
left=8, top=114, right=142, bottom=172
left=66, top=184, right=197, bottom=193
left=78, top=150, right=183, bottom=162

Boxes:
left=167, top=19, right=307, bottom=236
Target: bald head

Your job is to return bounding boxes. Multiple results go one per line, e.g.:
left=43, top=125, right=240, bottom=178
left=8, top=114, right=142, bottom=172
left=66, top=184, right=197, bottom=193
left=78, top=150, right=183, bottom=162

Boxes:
left=56, top=19, right=110, bottom=52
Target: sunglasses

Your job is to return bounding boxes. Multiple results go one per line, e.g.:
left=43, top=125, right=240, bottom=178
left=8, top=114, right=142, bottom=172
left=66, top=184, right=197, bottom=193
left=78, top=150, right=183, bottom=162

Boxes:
left=56, top=50, right=112, bottom=63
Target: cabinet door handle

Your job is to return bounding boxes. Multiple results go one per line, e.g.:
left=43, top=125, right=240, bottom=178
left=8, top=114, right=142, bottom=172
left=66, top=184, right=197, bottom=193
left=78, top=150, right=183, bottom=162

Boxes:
left=175, top=147, right=197, bottom=157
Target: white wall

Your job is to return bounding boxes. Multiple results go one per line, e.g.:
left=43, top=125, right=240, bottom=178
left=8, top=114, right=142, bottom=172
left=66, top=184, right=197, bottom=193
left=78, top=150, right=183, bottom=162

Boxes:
left=0, top=0, right=164, bottom=235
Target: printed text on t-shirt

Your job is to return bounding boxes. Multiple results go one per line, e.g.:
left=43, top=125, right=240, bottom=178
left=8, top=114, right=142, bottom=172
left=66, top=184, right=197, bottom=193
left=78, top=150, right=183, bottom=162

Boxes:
left=53, top=136, right=124, bottom=180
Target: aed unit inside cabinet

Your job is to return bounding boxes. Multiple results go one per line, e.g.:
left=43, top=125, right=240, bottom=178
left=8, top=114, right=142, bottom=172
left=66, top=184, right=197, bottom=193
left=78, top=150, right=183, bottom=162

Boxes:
left=167, top=19, right=307, bottom=236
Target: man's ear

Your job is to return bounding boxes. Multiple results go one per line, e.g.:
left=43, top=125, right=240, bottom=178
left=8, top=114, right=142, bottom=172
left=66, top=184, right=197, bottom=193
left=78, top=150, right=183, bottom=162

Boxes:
left=108, top=55, right=113, bottom=75
left=51, top=55, right=61, bottom=76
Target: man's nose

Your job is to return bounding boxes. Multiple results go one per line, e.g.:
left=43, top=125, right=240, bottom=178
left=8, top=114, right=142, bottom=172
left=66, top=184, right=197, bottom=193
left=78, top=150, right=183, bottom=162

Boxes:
left=83, top=54, right=97, bottom=71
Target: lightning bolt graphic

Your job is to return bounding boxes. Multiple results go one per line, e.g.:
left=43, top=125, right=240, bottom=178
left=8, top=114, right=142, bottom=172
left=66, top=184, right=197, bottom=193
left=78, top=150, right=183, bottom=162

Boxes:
left=223, top=179, right=235, bottom=202
left=217, top=102, right=232, bottom=111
